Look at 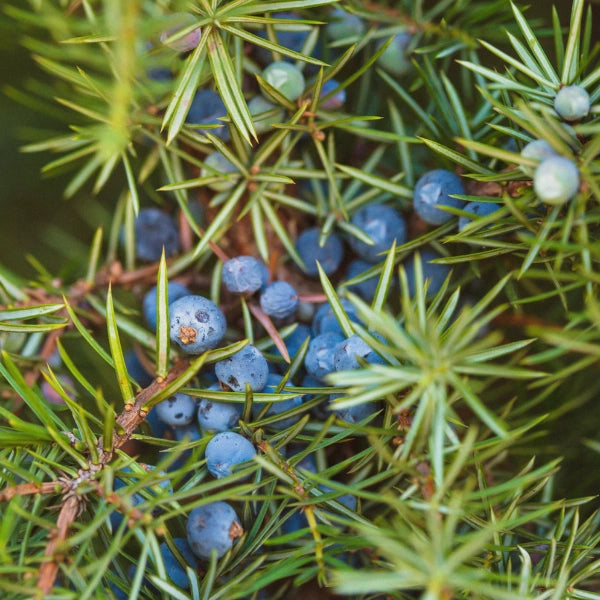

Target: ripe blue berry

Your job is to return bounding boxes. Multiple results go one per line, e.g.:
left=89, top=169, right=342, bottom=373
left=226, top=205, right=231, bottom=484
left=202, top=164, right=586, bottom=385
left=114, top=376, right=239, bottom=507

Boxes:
left=186, top=89, right=228, bottom=139
left=376, top=32, right=412, bottom=76
left=333, top=334, right=385, bottom=371
left=330, top=394, right=380, bottom=424
left=320, top=485, right=357, bottom=512
left=125, top=350, right=154, bottom=387
left=133, top=208, right=180, bottom=262
left=326, top=8, right=364, bottom=41
left=248, top=96, right=285, bottom=133
left=281, top=510, right=309, bottom=535
left=319, top=79, right=346, bottom=110
left=554, top=85, right=590, bottom=122
left=173, top=421, right=202, bottom=442
left=109, top=464, right=172, bottom=530
left=520, top=139, right=558, bottom=177
left=215, top=344, right=269, bottom=392
left=169, top=295, right=227, bottom=355
left=257, top=12, right=310, bottom=62
left=344, top=259, right=380, bottom=301
left=260, top=281, right=299, bottom=319
left=413, top=169, right=466, bottom=226
left=349, top=204, right=407, bottom=263
left=143, top=281, right=191, bottom=332
left=261, top=61, right=305, bottom=101
left=159, top=13, right=201, bottom=53
left=205, top=431, right=257, bottom=478
left=305, top=332, right=345, bottom=381
left=222, top=255, right=269, bottom=294
left=312, top=298, right=361, bottom=336
left=159, top=538, right=198, bottom=590
left=197, top=383, right=242, bottom=432
left=295, top=227, right=344, bottom=276
left=458, top=201, right=501, bottom=232
left=155, top=392, right=197, bottom=427
left=252, top=374, right=304, bottom=429
left=533, top=156, right=580, bottom=206
left=201, top=151, right=239, bottom=192
left=186, top=501, right=243, bottom=559
left=271, top=323, right=312, bottom=361
left=401, top=249, right=450, bottom=297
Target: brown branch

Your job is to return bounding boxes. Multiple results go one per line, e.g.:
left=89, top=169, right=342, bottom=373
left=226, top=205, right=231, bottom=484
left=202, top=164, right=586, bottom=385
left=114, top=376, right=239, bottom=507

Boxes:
left=0, top=356, right=194, bottom=595
left=96, top=357, right=191, bottom=464
left=37, top=493, right=81, bottom=595
left=0, top=481, right=63, bottom=502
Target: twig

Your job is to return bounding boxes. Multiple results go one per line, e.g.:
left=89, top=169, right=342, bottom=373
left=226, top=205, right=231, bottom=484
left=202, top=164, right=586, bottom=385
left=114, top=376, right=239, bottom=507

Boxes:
left=248, top=302, right=290, bottom=363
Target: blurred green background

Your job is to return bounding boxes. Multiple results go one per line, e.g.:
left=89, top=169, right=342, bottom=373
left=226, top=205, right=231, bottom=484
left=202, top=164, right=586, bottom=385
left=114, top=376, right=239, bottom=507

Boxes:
left=0, top=7, right=93, bottom=278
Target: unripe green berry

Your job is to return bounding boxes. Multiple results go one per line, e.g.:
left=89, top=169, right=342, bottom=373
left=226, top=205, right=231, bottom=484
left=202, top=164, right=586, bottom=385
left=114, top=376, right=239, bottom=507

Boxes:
left=261, top=61, right=305, bottom=102
left=554, top=85, right=590, bottom=122
left=520, top=139, right=557, bottom=177
left=201, top=151, right=238, bottom=192
left=533, top=156, right=579, bottom=206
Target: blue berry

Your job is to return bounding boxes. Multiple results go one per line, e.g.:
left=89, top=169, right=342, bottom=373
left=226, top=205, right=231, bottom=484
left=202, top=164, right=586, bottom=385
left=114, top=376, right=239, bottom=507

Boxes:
left=458, top=202, right=501, bottom=232
left=326, top=8, right=364, bottom=41
left=260, top=281, right=299, bottom=319
left=271, top=323, right=312, bottom=361
left=413, top=169, right=466, bottom=226
left=319, top=79, right=346, bottom=110
left=197, top=383, right=242, bottom=432
left=312, top=298, right=361, bottom=336
left=222, top=255, right=269, bottom=294
left=320, top=486, right=357, bottom=512
left=251, top=373, right=304, bottom=429
left=186, top=89, right=228, bottom=139
left=186, top=501, right=243, bottom=559
left=533, top=156, right=580, bottom=206
left=554, top=85, right=590, bottom=122
left=159, top=538, right=198, bottom=590
left=143, top=282, right=191, bottom=331
left=345, top=259, right=380, bottom=301
left=520, top=139, right=558, bottom=177
left=170, top=295, right=227, bottom=355
left=305, top=332, right=345, bottom=381
left=261, top=61, right=305, bottom=102
left=401, top=249, right=450, bottom=297
left=109, top=464, right=172, bottom=530
left=159, top=13, right=201, bottom=53
left=281, top=509, right=309, bottom=535
left=201, top=151, right=239, bottom=192
left=155, top=392, right=197, bottom=427
left=295, top=227, right=344, bottom=276
left=147, top=66, right=173, bottom=83
left=205, top=431, right=257, bottom=478
left=333, top=334, right=385, bottom=371
left=215, top=344, right=269, bottom=392
left=248, top=95, right=285, bottom=133
left=133, top=208, right=180, bottom=262
left=349, top=204, right=407, bottom=263
left=256, top=12, right=310, bottom=63
left=173, top=421, right=202, bottom=442
left=376, top=32, right=412, bottom=76
left=330, top=394, right=379, bottom=424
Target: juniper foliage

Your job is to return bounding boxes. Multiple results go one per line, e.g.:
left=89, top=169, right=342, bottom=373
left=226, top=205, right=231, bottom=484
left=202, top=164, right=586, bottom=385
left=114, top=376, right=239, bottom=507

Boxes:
left=1, top=1, right=600, bottom=599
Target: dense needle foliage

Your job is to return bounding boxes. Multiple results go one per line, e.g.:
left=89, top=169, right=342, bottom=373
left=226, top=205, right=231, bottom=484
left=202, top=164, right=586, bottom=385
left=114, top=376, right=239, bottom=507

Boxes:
left=1, top=1, right=600, bottom=599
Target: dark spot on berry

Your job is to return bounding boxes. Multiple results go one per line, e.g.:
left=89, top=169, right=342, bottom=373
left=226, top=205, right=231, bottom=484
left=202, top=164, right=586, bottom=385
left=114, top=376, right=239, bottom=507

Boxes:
left=175, top=412, right=183, bottom=419
left=228, top=376, right=239, bottom=388
left=195, top=311, right=209, bottom=323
